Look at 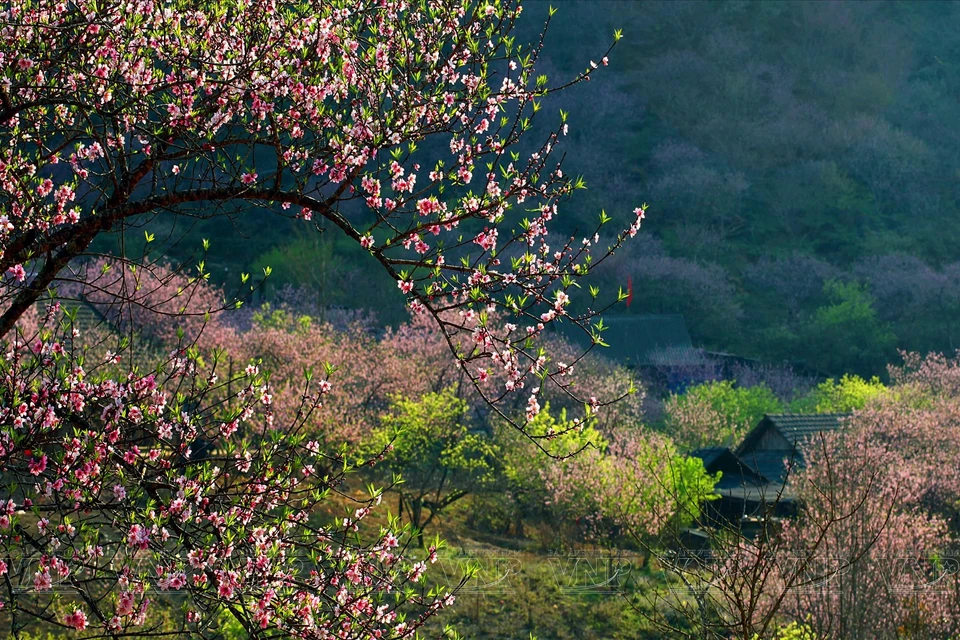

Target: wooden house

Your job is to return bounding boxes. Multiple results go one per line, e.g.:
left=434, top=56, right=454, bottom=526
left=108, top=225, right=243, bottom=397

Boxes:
left=690, top=413, right=850, bottom=532
left=735, top=413, right=850, bottom=485
left=691, top=445, right=794, bottom=528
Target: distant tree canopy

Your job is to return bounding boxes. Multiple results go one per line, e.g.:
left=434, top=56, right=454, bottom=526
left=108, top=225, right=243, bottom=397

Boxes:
left=518, top=0, right=960, bottom=376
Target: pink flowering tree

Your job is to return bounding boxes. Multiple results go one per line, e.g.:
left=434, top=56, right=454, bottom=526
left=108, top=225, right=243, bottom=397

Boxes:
left=750, top=354, right=960, bottom=639
left=639, top=353, right=960, bottom=639
left=0, top=0, right=643, bottom=417
left=632, top=430, right=894, bottom=640
left=213, top=313, right=436, bottom=447
left=771, top=429, right=958, bottom=640
left=58, top=256, right=234, bottom=347
left=0, top=301, right=471, bottom=637
left=0, top=0, right=644, bottom=636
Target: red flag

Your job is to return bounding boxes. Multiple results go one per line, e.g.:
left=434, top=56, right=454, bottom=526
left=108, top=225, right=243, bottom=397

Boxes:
left=626, top=275, right=633, bottom=308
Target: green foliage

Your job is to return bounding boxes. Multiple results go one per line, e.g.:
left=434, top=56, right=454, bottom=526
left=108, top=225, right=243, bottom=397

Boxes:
left=687, top=380, right=783, bottom=430
left=216, top=608, right=248, bottom=640
left=501, top=405, right=605, bottom=486
left=491, top=405, right=604, bottom=530
left=753, top=621, right=820, bottom=640
left=416, top=550, right=683, bottom=640
left=664, top=380, right=783, bottom=450
left=375, top=388, right=499, bottom=485
left=369, top=388, right=499, bottom=543
left=789, top=374, right=887, bottom=413
left=581, top=435, right=719, bottom=541
left=490, top=406, right=718, bottom=545
left=251, top=302, right=312, bottom=333
left=251, top=231, right=405, bottom=323
left=667, top=454, right=721, bottom=528
left=801, top=280, right=897, bottom=377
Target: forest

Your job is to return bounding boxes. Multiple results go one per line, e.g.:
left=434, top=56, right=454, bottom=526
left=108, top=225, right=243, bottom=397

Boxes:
left=3, top=1, right=960, bottom=639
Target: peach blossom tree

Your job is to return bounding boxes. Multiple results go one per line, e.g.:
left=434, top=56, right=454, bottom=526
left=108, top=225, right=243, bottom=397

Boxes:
left=0, top=0, right=643, bottom=636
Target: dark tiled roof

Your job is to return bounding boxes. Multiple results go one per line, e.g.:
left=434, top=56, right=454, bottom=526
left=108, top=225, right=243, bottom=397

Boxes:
left=736, top=413, right=850, bottom=459
left=690, top=447, right=767, bottom=488
left=717, top=483, right=795, bottom=504
left=689, top=447, right=729, bottom=468
left=764, top=413, right=849, bottom=445
left=736, top=449, right=804, bottom=485
left=555, top=314, right=694, bottom=366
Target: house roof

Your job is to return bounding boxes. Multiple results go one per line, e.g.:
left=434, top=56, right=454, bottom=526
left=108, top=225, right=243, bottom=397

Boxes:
left=717, top=483, right=795, bottom=505
left=736, top=413, right=849, bottom=455
left=765, top=413, right=849, bottom=443
left=734, top=413, right=850, bottom=483
left=689, top=447, right=730, bottom=469
left=736, top=449, right=804, bottom=485
left=689, top=447, right=767, bottom=488
left=554, top=314, right=694, bottom=366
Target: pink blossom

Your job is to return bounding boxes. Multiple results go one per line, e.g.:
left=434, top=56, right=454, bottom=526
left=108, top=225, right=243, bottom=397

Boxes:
left=127, top=524, right=150, bottom=550
left=117, top=591, right=136, bottom=616
left=27, top=455, right=47, bottom=475
left=64, top=609, right=88, bottom=630
left=7, top=264, right=26, bottom=282
left=474, top=228, right=498, bottom=252
left=33, top=569, right=52, bottom=591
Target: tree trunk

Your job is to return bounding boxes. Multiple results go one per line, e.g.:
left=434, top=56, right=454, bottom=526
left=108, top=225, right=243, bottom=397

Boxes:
left=412, top=499, right=424, bottom=548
